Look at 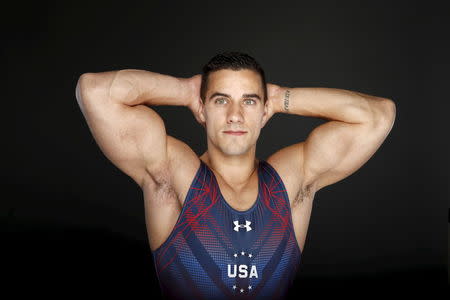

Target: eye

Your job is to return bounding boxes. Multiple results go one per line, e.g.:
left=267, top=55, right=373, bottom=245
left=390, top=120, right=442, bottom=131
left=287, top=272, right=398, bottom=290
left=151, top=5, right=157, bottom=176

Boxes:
left=244, top=99, right=256, bottom=105
left=215, top=98, right=227, bottom=104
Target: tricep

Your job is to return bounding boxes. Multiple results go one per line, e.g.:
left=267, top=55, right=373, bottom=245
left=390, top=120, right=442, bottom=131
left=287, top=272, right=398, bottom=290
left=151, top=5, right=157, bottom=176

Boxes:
left=76, top=73, right=169, bottom=188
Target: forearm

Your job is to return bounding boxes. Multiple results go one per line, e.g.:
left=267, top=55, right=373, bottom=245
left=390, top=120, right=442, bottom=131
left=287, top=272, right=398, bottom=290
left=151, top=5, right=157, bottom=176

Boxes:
left=81, top=69, right=191, bottom=107
left=273, top=86, right=392, bottom=124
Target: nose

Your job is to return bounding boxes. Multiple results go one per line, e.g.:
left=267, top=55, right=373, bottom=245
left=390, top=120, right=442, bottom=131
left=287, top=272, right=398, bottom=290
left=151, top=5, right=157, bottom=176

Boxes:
left=227, top=102, right=244, bottom=124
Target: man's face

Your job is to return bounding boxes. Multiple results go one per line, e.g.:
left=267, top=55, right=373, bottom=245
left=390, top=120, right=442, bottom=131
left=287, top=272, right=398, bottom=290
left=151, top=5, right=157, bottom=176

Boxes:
left=199, top=69, right=270, bottom=156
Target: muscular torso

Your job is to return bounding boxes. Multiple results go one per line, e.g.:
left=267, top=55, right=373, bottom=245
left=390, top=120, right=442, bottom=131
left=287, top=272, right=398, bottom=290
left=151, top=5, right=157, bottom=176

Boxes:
left=141, top=136, right=315, bottom=253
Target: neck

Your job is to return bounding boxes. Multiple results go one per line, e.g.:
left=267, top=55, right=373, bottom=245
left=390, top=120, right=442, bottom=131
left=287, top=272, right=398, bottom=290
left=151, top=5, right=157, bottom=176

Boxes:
left=200, top=148, right=258, bottom=188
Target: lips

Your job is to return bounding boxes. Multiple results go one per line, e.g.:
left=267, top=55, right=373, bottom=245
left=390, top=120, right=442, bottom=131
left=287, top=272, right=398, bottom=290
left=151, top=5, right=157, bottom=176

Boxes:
left=223, top=130, right=247, bottom=136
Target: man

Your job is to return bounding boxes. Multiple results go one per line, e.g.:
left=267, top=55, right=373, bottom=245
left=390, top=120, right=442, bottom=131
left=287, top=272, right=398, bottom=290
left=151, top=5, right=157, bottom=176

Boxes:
left=76, top=52, right=395, bottom=299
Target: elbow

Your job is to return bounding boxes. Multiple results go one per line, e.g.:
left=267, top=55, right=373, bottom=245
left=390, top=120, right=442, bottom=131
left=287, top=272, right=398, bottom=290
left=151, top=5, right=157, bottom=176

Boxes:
left=76, top=72, right=95, bottom=90
left=75, top=72, right=113, bottom=116
left=76, top=71, right=120, bottom=108
left=372, top=98, right=396, bottom=132
left=75, top=73, right=98, bottom=105
left=76, top=72, right=106, bottom=96
left=382, top=98, right=396, bottom=124
left=77, top=70, right=137, bottom=106
left=75, top=73, right=90, bottom=110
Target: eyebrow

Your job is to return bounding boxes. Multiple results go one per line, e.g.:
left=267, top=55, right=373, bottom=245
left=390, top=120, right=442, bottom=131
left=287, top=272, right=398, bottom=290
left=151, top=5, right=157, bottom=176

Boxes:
left=209, top=92, right=261, bottom=101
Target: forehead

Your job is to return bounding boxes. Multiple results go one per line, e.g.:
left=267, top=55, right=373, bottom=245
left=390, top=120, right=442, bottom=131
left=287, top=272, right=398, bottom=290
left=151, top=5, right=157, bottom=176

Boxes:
left=207, top=69, right=263, bottom=92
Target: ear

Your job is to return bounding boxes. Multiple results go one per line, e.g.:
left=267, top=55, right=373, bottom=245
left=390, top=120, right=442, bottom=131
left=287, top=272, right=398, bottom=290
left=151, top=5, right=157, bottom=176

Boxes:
left=199, top=98, right=206, bottom=124
left=261, top=101, right=270, bottom=128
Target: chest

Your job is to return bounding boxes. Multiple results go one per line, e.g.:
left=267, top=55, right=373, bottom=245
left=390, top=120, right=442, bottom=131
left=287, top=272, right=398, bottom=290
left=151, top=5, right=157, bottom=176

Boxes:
left=210, top=169, right=259, bottom=211
left=219, top=187, right=259, bottom=211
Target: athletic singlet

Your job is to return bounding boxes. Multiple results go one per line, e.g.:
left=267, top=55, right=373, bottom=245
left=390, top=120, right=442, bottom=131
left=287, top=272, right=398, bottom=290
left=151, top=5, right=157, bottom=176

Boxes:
left=152, top=159, right=301, bottom=300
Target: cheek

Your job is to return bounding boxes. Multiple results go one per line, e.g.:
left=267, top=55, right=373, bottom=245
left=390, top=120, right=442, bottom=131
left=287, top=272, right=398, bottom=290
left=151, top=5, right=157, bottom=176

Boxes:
left=206, top=110, right=224, bottom=124
left=249, top=115, right=264, bottom=129
left=205, top=114, right=222, bottom=134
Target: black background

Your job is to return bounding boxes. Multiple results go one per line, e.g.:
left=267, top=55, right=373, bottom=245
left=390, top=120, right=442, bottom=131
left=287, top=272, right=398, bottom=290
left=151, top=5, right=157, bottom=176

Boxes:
left=3, top=0, right=448, bottom=297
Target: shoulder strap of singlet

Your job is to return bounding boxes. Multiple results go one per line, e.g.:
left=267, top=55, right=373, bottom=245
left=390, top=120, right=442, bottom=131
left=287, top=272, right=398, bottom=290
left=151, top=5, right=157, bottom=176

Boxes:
left=258, top=160, right=293, bottom=220
left=179, top=159, right=222, bottom=213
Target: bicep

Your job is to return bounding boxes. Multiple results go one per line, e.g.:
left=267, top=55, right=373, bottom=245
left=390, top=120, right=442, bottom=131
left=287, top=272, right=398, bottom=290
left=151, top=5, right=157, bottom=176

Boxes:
left=77, top=76, right=168, bottom=187
left=303, top=113, right=394, bottom=192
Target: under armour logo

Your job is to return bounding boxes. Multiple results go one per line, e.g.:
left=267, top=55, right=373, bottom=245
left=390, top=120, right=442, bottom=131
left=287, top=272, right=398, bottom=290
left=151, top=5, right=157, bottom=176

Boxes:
left=233, top=220, right=252, bottom=232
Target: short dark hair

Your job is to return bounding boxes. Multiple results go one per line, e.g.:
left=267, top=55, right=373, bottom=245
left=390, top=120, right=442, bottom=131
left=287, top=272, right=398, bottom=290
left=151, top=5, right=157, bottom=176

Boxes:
left=200, top=51, right=268, bottom=104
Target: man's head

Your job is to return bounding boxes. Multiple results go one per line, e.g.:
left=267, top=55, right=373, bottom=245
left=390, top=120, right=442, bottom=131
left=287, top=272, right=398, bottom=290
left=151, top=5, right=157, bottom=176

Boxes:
left=198, top=51, right=271, bottom=157
left=200, top=51, right=268, bottom=104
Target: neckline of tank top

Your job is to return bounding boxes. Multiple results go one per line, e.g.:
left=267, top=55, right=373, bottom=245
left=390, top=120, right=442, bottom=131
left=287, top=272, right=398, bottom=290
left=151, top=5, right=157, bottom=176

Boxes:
left=199, top=159, right=263, bottom=214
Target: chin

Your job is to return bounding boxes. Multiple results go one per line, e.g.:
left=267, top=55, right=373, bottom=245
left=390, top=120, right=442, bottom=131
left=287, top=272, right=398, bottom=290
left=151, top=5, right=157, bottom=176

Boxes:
left=221, top=146, right=250, bottom=156
left=223, top=150, right=246, bottom=156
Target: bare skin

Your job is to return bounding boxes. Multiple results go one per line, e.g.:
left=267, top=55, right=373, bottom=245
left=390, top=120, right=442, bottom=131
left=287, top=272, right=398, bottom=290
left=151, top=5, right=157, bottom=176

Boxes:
left=76, top=68, right=396, bottom=253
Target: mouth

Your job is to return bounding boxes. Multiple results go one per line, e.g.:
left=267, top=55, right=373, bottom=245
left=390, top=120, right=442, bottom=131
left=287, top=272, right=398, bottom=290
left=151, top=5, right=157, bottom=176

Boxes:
left=223, top=130, right=247, bottom=136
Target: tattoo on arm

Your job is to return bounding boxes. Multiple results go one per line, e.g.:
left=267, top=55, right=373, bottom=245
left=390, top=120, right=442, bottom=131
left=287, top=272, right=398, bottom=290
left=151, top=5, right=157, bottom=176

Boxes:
left=283, top=89, right=290, bottom=112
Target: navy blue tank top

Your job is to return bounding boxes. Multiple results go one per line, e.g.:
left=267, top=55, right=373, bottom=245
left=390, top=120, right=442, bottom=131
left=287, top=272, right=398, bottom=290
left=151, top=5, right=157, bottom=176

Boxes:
left=152, top=159, right=301, bottom=299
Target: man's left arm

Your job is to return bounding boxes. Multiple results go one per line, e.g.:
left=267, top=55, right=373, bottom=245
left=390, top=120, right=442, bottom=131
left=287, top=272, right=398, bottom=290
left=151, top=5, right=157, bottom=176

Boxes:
left=268, top=85, right=396, bottom=193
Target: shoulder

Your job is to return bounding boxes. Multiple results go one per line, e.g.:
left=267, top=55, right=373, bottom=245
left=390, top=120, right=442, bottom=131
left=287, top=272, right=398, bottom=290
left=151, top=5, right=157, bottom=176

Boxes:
left=266, top=142, right=315, bottom=206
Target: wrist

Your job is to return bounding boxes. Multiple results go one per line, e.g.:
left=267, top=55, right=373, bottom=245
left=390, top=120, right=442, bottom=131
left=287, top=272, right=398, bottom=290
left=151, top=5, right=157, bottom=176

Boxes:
left=177, top=77, right=193, bottom=107
left=182, top=74, right=202, bottom=107
left=281, top=87, right=291, bottom=114
left=274, top=86, right=290, bottom=114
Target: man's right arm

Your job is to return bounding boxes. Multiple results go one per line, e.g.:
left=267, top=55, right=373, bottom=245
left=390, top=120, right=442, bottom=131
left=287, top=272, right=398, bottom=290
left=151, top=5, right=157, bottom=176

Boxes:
left=75, top=69, right=194, bottom=187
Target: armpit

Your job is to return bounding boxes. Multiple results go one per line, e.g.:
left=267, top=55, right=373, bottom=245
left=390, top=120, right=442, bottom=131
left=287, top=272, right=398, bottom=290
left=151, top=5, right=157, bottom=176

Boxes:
left=292, top=182, right=317, bottom=208
left=143, top=168, right=179, bottom=206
